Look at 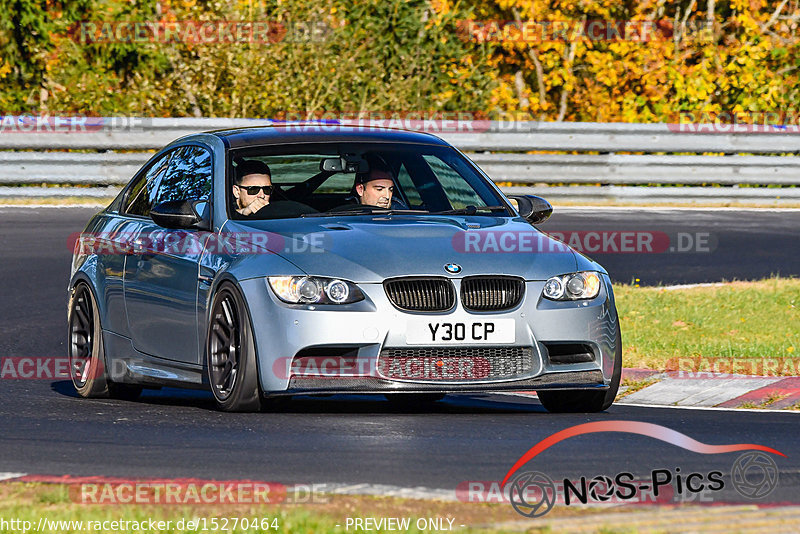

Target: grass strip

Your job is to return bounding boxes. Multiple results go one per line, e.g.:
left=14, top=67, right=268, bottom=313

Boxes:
left=616, top=278, right=799, bottom=374
left=0, top=482, right=628, bottom=533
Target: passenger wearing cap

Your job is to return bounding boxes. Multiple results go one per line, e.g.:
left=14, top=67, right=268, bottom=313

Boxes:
left=354, top=161, right=395, bottom=209
left=232, top=160, right=273, bottom=216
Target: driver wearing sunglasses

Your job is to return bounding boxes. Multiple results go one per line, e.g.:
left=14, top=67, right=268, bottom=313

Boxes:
left=232, top=160, right=273, bottom=216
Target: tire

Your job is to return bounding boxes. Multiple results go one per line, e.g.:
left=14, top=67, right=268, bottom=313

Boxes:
left=206, top=284, right=263, bottom=412
left=537, top=324, right=622, bottom=413
left=68, top=282, right=142, bottom=400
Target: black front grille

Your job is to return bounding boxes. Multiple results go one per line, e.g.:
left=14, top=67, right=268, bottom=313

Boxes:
left=461, top=276, right=525, bottom=311
left=378, top=346, right=533, bottom=381
left=384, top=278, right=455, bottom=312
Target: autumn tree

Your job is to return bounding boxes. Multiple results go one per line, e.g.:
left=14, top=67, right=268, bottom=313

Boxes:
left=458, top=0, right=800, bottom=122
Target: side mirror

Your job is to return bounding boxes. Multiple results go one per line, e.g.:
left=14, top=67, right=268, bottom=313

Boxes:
left=506, top=194, right=553, bottom=224
left=151, top=199, right=210, bottom=230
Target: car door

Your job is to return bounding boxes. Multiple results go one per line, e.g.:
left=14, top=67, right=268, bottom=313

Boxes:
left=123, top=145, right=213, bottom=364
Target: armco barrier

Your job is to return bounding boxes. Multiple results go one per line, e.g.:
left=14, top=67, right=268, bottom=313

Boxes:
left=2, top=119, right=800, bottom=153
left=3, top=151, right=800, bottom=187
left=0, top=118, right=798, bottom=202
left=5, top=185, right=799, bottom=204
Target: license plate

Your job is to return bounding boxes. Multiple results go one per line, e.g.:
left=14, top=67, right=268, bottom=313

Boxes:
left=406, top=319, right=515, bottom=345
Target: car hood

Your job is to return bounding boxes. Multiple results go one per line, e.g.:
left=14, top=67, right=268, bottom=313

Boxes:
left=225, top=215, right=583, bottom=283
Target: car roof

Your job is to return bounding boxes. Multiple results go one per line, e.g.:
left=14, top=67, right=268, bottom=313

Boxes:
left=203, top=124, right=452, bottom=149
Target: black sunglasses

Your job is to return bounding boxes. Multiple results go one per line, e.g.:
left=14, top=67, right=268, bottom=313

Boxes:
left=239, top=185, right=273, bottom=195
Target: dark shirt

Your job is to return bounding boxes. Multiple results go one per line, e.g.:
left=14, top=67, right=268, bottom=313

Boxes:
left=251, top=200, right=318, bottom=219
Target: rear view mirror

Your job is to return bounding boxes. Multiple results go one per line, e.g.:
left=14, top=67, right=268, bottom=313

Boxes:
left=320, top=155, right=369, bottom=173
left=320, top=157, right=345, bottom=172
left=506, top=194, right=553, bottom=224
left=151, top=199, right=210, bottom=230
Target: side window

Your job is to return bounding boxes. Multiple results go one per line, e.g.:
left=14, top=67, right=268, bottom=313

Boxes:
left=396, top=164, right=423, bottom=207
left=422, top=154, right=487, bottom=209
left=124, top=151, right=173, bottom=216
left=154, top=146, right=213, bottom=204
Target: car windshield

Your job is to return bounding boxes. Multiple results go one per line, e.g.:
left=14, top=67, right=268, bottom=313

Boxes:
left=228, top=142, right=510, bottom=220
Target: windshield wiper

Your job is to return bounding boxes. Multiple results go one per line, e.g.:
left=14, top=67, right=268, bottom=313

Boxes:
left=432, top=205, right=508, bottom=215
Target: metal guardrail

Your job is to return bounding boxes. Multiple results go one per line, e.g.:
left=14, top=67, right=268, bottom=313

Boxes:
left=4, top=151, right=799, bottom=187
left=444, top=122, right=800, bottom=154
left=0, top=118, right=271, bottom=150
left=1, top=118, right=798, bottom=202
left=5, top=185, right=795, bottom=205
left=1, top=119, right=799, bottom=153
left=0, top=152, right=148, bottom=184
left=470, top=153, right=800, bottom=186
left=498, top=185, right=800, bottom=203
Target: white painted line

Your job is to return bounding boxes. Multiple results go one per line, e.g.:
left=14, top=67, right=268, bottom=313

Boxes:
left=320, top=482, right=456, bottom=501
left=677, top=378, right=783, bottom=406
left=615, top=401, right=800, bottom=413
left=2, top=204, right=800, bottom=211
left=620, top=377, right=782, bottom=406
left=659, top=282, right=726, bottom=291
left=493, top=392, right=538, bottom=399
left=555, top=206, right=800, bottom=212
left=0, top=472, right=26, bottom=481
left=324, top=483, right=369, bottom=493
left=0, top=204, right=105, bottom=209
left=500, top=391, right=800, bottom=412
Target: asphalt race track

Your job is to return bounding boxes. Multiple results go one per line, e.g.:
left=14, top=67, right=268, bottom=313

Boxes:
left=1, top=206, right=798, bottom=504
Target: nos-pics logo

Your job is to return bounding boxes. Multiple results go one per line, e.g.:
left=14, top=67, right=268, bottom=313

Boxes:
left=502, top=421, right=784, bottom=518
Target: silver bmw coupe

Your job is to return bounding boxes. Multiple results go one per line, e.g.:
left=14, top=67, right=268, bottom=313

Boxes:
left=68, top=125, right=621, bottom=412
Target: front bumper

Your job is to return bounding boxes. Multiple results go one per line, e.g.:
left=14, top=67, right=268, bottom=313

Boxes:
left=281, top=370, right=605, bottom=395
left=240, top=274, right=619, bottom=394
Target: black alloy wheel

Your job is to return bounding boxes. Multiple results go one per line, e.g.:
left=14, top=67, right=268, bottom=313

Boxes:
left=69, top=282, right=141, bottom=400
left=207, top=284, right=262, bottom=412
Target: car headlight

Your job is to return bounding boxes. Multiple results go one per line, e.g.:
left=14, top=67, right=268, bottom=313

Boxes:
left=542, top=272, right=601, bottom=300
left=268, top=276, right=365, bottom=304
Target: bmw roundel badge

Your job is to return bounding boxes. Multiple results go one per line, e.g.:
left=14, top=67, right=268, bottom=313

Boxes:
left=444, top=263, right=462, bottom=274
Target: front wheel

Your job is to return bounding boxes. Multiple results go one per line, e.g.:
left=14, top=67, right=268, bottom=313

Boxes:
left=206, top=284, right=262, bottom=412
left=537, top=325, right=622, bottom=413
